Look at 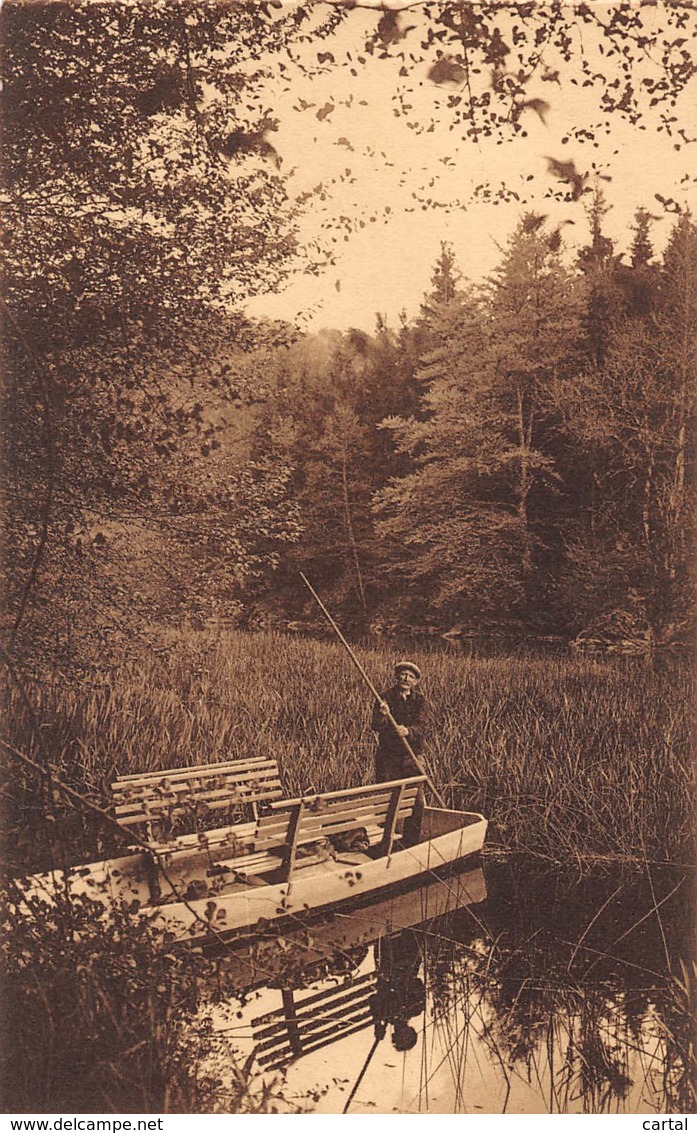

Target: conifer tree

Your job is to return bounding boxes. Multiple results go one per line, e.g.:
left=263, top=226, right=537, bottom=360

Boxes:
left=630, top=209, right=655, bottom=269
left=576, top=187, right=623, bottom=366
left=374, top=226, right=581, bottom=631
left=553, top=214, right=696, bottom=646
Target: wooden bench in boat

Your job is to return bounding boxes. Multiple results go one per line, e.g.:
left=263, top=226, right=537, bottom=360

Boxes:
left=111, top=756, right=284, bottom=845
left=255, top=776, right=426, bottom=880
left=149, top=775, right=426, bottom=904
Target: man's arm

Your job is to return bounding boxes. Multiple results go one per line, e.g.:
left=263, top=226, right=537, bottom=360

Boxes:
left=371, top=692, right=391, bottom=734
left=373, top=690, right=414, bottom=742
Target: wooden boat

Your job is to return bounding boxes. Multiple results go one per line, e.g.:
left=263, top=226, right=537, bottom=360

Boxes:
left=17, top=759, right=487, bottom=947
left=147, top=803, right=487, bottom=946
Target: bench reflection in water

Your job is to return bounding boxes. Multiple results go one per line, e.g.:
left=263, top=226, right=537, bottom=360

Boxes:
left=214, top=865, right=487, bottom=1074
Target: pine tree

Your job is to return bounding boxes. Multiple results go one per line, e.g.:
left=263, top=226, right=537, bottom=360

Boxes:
left=630, top=208, right=655, bottom=268
left=486, top=216, right=582, bottom=586
left=374, top=226, right=582, bottom=631
left=421, top=242, right=461, bottom=311
left=577, top=186, right=616, bottom=276
left=408, top=241, right=466, bottom=384
left=553, top=214, right=696, bottom=646
left=576, top=187, right=623, bottom=366
left=619, top=207, right=660, bottom=316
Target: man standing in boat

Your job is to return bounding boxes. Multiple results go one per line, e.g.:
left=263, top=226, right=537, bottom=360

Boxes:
left=372, top=661, right=428, bottom=783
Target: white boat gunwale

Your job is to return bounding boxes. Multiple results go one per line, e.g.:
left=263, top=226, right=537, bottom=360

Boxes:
left=145, top=804, right=488, bottom=946
left=16, top=764, right=488, bottom=948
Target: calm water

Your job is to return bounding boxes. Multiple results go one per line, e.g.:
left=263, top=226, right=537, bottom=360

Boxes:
left=194, top=859, right=694, bottom=1114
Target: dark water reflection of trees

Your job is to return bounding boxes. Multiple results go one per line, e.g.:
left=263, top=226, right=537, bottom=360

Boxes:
left=202, top=859, right=694, bottom=1114
left=422, top=860, right=694, bottom=1113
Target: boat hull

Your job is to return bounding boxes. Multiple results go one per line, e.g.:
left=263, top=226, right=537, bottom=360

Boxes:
left=19, top=848, right=157, bottom=909
left=214, top=861, right=487, bottom=984
left=17, top=807, right=487, bottom=947
left=146, top=808, right=487, bottom=945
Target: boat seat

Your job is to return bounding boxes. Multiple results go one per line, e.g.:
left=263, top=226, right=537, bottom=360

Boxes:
left=255, top=775, right=426, bottom=882
left=147, top=775, right=426, bottom=905
left=111, top=756, right=284, bottom=845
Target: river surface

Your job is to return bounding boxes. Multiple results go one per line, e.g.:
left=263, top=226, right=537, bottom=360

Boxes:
left=195, top=858, right=693, bottom=1114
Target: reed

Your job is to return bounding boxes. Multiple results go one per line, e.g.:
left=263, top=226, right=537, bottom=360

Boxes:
left=3, top=629, right=693, bottom=867
left=4, top=631, right=692, bottom=1114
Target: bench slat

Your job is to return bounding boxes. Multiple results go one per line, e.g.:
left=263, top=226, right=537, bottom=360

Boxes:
left=255, top=993, right=374, bottom=1053
left=114, top=772, right=282, bottom=808
left=255, top=807, right=415, bottom=851
left=113, top=768, right=281, bottom=801
left=112, top=757, right=284, bottom=842
left=269, top=775, right=425, bottom=810
left=115, top=782, right=282, bottom=813
left=166, top=829, right=257, bottom=863
left=256, top=789, right=420, bottom=838
left=259, top=781, right=421, bottom=821
left=259, top=1017, right=373, bottom=1071
left=113, top=756, right=273, bottom=787
left=254, top=798, right=416, bottom=851
left=168, top=847, right=282, bottom=882
left=256, top=999, right=374, bottom=1054
left=252, top=777, right=423, bottom=859
left=160, top=833, right=273, bottom=875
left=257, top=784, right=419, bottom=827
left=117, top=797, right=277, bottom=825
left=116, top=786, right=284, bottom=827
left=254, top=971, right=376, bottom=1025
left=114, top=775, right=282, bottom=815
left=149, top=819, right=258, bottom=855
left=255, top=803, right=415, bottom=848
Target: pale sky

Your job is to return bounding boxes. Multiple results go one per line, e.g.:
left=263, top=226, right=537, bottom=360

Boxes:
left=244, top=3, right=697, bottom=333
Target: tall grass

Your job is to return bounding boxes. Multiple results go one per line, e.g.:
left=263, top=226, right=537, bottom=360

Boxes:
left=3, top=629, right=693, bottom=868
left=4, top=629, right=693, bottom=1113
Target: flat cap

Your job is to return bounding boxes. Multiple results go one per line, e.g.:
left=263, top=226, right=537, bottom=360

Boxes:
left=395, top=660, right=421, bottom=679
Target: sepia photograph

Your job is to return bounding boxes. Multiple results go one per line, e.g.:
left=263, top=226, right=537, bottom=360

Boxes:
left=1, top=0, right=695, bottom=1117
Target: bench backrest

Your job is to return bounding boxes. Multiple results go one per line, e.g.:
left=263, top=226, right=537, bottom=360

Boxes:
left=111, top=756, right=283, bottom=838
left=255, top=776, right=425, bottom=877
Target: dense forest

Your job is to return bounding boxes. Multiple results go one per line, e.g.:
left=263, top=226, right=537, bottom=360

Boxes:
left=2, top=2, right=695, bottom=670
left=7, top=198, right=696, bottom=665
left=235, top=202, right=697, bottom=648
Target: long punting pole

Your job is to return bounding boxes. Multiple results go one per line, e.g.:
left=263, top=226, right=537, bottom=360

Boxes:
left=299, top=572, right=446, bottom=809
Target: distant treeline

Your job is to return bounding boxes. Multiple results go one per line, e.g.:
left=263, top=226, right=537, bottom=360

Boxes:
left=5, top=199, right=696, bottom=668
left=245, top=201, right=696, bottom=650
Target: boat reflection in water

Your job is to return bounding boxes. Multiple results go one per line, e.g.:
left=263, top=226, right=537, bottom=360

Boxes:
left=200, top=862, right=692, bottom=1115
left=243, top=868, right=484, bottom=1083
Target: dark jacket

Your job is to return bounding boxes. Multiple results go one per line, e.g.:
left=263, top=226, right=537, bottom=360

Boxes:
left=371, top=686, right=427, bottom=757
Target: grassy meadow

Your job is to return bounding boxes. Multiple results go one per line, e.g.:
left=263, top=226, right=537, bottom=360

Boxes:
left=4, top=628, right=694, bottom=869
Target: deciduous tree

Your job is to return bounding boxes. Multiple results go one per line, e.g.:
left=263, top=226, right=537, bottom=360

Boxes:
left=1, top=1, right=337, bottom=664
